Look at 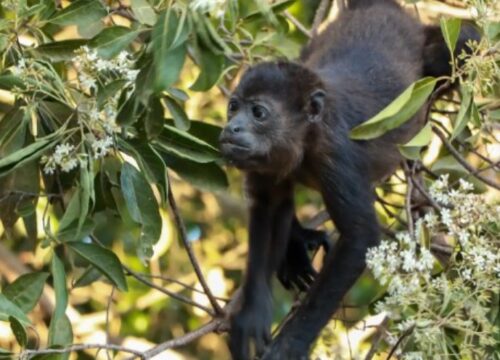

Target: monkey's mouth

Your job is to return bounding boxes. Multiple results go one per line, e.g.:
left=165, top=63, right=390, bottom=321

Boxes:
left=219, top=141, right=263, bottom=169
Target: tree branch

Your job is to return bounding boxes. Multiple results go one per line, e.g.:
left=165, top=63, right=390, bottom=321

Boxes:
left=432, top=126, right=500, bottom=190
left=20, top=343, right=145, bottom=360
left=311, top=0, right=331, bottom=35
left=167, top=173, right=224, bottom=315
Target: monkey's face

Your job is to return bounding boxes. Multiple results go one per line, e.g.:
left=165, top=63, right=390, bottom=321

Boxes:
left=219, top=96, right=286, bottom=172
left=219, top=62, right=326, bottom=175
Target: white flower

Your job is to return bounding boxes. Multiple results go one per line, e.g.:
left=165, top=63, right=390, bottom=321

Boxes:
left=190, top=0, right=226, bottom=17
left=91, top=136, right=113, bottom=158
left=79, top=73, right=97, bottom=92
left=125, top=69, right=139, bottom=82
left=457, top=229, right=470, bottom=246
left=402, top=249, right=417, bottom=272
left=53, top=143, right=75, bottom=163
left=461, top=268, right=472, bottom=280
left=440, top=208, right=453, bottom=227
left=95, top=58, right=113, bottom=71
left=423, top=212, right=438, bottom=228
left=60, top=158, right=79, bottom=172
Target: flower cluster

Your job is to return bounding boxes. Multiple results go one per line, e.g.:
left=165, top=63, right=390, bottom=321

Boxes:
left=73, top=46, right=139, bottom=92
left=367, top=176, right=500, bottom=359
left=34, top=46, right=140, bottom=175
left=42, top=143, right=79, bottom=175
left=190, top=0, right=227, bottom=18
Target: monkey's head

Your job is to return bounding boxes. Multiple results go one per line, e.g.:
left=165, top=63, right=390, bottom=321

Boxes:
left=219, top=61, right=326, bottom=175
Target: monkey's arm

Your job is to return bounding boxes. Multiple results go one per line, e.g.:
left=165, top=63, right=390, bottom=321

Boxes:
left=230, top=175, right=294, bottom=360
left=263, top=151, right=380, bottom=358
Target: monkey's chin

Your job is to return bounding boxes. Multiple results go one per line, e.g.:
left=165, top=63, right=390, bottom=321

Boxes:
left=220, top=144, right=264, bottom=170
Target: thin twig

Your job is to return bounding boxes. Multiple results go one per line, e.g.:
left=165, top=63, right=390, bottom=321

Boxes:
left=104, top=286, right=115, bottom=360
left=403, top=162, right=415, bottom=241
left=123, top=264, right=215, bottom=316
left=137, top=273, right=229, bottom=302
left=140, top=319, right=224, bottom=359
left=167, top=173, right=224, bottom=315
left=20, top=343, right=145, bottom=360
left=432, top=126, right=500, bottom=190
left=311, top=0, right=331, bottom=35
left=410, top=175, right=442, bottom=211
left=283, top=11, right=312, bottom=38
left=386, top=326, right=414, bottom=360
left=364, top=316, right=389, bottom=360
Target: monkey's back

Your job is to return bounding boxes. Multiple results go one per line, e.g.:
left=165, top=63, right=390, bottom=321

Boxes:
left=301, top=1, right=427, bottom=180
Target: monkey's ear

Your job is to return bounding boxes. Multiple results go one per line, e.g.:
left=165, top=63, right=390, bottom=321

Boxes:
left=308, top=89, right=326, bottom=122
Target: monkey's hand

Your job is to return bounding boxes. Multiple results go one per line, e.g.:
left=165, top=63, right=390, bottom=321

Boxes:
left=277, top=229, right=330, bottom=292
left=229, top=291, right=272, bottom=360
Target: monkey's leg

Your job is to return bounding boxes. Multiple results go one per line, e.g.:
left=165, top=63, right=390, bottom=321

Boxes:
left=263, top=165, right=380, bottom=359
left=229, top=178, right=294, bottom=360
left=277, top=217, right=330, bottom=291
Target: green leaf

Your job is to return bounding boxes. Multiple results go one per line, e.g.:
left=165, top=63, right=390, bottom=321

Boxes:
left=131, top=0, right=157, bottom=26
left=3, top=272, right=49, bottom=313
left=97, top=80, right=128, bottom=107
left=51, top=254, right=68, bottom=321
left=48, top=0, right=107, bottom=27
left=190, top=44, right=225, bottom=91
left=154, top=42, right=187, bottom=93
left=163, top=96, right=190, bottom=131
left=73, top=266, right=103, bottom=288
left=145, top=97, right=165, bottom=140
left=451, top=89, right=472, bottom=140
left=57, top=218, right=95, bottom=243
left=165, top=119, right=223, bottom=149
left=48, top=314, right=73, bottom=360
left=0, top=74, right=25, bottom=91
left=57, top=191, right=81, bottom=234
left=398, top=122, right=432, bottom=160
left=78, top=161, right=93, bottom=234
left=120, top=162, right=162, bottom=260
left=152, top=9, right=189, bottom=92
left=485, top=21, right=500, bottom=41
left=0, top=130, right=64, bottom=177
left=77, top=18, right=104, bottom=39
left=9, top=316, right=27, bottom=348
left=350, top=77, right=437, bottom=140
left=0, top=294, right=31, bottom=325
left=244, top=0, right=295, bottom=20
left=440, top=18, right=462, bottom=56
left=0, top=107, right=28, bottom=156
left=160, top=153, right=228, bottom=191
left=67, top=242, right=128, bottom=291
left=118, top=139, right=168, bottom=200
left=155, top=125, right=220, bottom=163
left=89, top=26, right=141, bottom=59
left=32, top=40, right=87, bottom=61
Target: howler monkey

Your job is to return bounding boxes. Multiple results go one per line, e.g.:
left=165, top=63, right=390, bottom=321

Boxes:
left=219, top=0, right=478, bottom=358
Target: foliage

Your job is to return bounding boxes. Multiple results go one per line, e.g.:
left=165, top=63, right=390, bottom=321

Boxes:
left=0, top=0, right=497, bottom=359
left=367, top=176, right=499, bottom=359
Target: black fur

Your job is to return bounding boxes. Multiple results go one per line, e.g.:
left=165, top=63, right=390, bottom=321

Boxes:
left=219, top=1, right=479, bottom=359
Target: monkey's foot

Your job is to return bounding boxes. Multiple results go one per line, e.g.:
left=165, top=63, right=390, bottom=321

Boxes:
left=277, top=229, right=330, bottom=291
left=229, top=301, right=272, bottom=360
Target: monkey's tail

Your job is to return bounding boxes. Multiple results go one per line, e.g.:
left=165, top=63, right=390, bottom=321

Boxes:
left=422, top=24, right=481, bottom=78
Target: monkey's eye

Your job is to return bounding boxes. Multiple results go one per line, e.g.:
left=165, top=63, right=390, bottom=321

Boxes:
left=228, top=100, right=239, bottom=113
left=251, top=105, right=267, bottom=120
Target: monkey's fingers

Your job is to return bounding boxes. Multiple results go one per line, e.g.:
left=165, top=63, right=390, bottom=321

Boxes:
left=278, top=272, right=293, bottom=290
